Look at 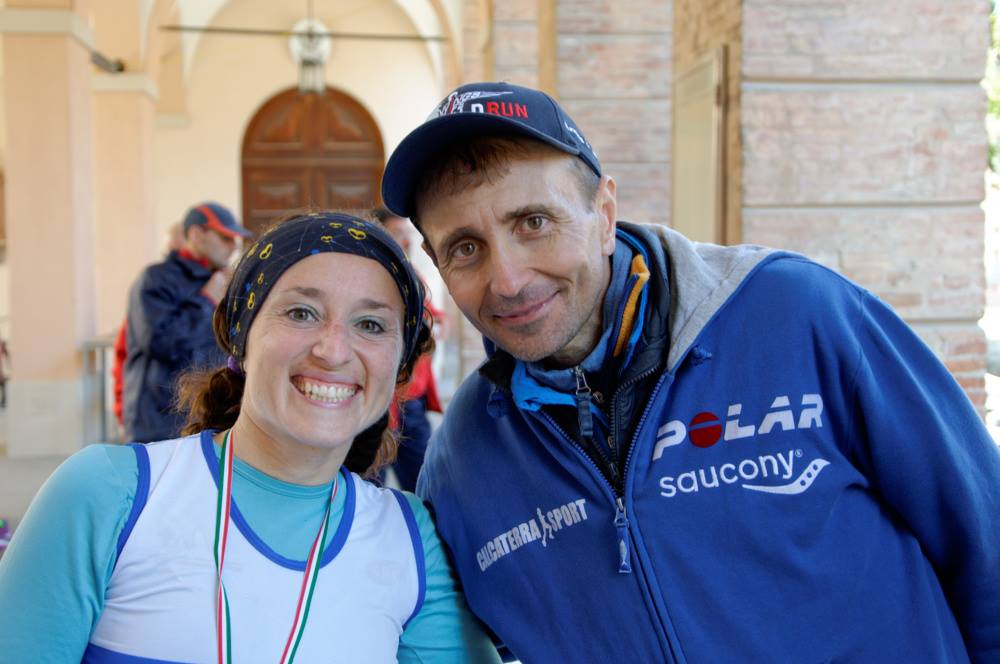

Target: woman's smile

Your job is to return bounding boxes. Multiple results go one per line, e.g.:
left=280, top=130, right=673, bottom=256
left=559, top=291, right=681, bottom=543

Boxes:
left=291, top=375, right=359, bottom=405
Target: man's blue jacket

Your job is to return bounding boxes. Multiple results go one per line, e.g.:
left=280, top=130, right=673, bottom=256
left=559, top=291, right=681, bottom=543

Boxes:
left=123, top=251, right=223, bottom=442
left=418, top=222, right=1000, bottom=663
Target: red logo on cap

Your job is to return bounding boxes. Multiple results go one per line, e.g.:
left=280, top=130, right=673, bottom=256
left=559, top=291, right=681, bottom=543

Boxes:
left=429, top=90, right=529, bottom=120
left=484, top=101, right=528, bottom=118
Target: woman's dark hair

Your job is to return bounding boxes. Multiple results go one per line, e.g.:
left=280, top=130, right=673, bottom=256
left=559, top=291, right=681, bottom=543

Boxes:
left=175, top=211, right=434, bottom=478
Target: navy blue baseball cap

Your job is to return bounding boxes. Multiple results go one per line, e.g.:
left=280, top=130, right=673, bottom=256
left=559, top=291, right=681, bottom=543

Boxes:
left=183, top=202, right=252, bottom=239
left=382, top=81, right=601, bottom=218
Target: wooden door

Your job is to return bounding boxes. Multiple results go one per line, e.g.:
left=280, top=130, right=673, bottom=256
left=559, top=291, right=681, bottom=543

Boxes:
left=241, top=88, right=384, bottom=235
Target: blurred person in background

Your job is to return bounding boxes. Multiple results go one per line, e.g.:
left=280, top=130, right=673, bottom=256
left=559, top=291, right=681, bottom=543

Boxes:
left=112, top=221, right=186, bottom=436
left=372, top=206, right=444, bottom=492
left=123, top=203, right=251, bottom=442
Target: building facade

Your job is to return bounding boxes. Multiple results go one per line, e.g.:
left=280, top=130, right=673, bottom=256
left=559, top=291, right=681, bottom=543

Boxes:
left=0, top=0, right=989, bottom=517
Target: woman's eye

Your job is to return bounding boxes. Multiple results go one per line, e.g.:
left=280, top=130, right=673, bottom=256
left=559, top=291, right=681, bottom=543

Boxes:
left=358, top=319, right=386, bottom=334
left=287, top=307, right=316, bottom=322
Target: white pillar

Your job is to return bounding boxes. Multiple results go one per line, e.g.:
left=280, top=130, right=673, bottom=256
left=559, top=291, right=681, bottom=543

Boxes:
left=1, top=6, right=100, bottom=456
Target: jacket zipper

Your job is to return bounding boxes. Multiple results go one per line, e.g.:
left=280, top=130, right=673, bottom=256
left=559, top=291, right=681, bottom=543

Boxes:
left=543, top=361, right=672, bottom=577
left=538, top=373, right=680, bottom=663
left=613, top=364, right=665, bottom=494
left=572, top=366, right=595, bottom=440
left=538, top=409, right=631, bottom=572
left=614, top=496, right=632, bottom=574
left=568, top=363, right=667, bottom=576
left=570, top=366, right=619, bottom=485
left=616, top=369, right=685, bottom=663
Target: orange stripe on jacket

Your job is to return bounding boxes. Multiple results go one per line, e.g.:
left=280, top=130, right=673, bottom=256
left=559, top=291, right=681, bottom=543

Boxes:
left=613, top=253, right=650, bottom=357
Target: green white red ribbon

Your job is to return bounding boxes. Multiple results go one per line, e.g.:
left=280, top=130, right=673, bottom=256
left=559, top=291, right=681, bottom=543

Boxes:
left=214, top=429, right=339, bottom=663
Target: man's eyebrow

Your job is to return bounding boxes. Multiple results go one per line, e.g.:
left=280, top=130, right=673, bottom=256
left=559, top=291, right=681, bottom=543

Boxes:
left=435, top=225, right=481, bottom=255
left=434, top=205, right=560, bottom=254
left=504, top=204, right=558, bottom=221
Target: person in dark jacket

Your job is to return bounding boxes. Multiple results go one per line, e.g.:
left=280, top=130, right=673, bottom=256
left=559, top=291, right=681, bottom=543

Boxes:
left=123, top=202, right=251, bottom=442
left=371, top=206, right=445, bottom=491
left=113, top=222, right=185, bottom=435
left=380, top=82, right=1000, bottom=663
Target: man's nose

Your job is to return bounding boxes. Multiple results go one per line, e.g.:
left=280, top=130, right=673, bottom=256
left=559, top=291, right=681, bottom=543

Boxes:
left=487, top=243, right=532, bottom=299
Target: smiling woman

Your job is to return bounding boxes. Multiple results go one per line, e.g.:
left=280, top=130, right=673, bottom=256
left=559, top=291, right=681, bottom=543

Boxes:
left=0, top=213, right=501, bottom=664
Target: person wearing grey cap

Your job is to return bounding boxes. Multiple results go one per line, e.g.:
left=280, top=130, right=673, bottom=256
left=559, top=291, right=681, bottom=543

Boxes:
left=123, top=202, right=252, bottom=442
left=381, top=81, right=1000, bottom=663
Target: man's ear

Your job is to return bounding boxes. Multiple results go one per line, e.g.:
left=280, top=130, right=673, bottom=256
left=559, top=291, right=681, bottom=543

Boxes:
left=596, top=175, right=617, bottom=256
left=421, top=239, right=439, bottom=267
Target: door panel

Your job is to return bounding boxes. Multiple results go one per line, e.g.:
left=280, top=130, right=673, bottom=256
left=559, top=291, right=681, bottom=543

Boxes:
left=243, top=169, right=311, bottom=234
left=241, top=87, right=385, bottom=233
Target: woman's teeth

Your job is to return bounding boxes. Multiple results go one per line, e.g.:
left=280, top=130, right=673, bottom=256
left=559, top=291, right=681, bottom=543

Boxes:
left=297, top=380, right=357, bottom=403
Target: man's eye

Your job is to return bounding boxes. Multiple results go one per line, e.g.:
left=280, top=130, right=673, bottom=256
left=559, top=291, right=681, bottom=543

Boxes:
left=453, top=241, right=477, bottom=259
left=523, top=216, right=547, bottom=231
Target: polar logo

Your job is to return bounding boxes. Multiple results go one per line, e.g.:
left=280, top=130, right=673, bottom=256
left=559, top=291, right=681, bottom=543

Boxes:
left=652, top=394, right=824, bottom=461
left=688, top=412, right=722, bottom=448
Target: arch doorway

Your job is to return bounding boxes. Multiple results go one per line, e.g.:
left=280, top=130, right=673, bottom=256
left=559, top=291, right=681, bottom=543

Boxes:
left=241, top=88, right=384, bottom=234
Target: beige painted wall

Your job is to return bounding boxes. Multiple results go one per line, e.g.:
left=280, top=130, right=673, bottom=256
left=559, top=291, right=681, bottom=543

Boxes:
left=0, top=36, right=8, bottom=336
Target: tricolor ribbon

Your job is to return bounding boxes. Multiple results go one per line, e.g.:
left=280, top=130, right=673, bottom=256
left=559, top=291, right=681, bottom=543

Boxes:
left=214, top=429, right=339, bottom=663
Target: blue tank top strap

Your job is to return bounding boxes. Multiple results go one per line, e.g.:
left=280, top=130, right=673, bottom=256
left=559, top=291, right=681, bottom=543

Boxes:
left=82, top=641, right=185, bottom=663
left=389, top=489, right=426, bottom=628
left=115, top=443, right=150, bottom=562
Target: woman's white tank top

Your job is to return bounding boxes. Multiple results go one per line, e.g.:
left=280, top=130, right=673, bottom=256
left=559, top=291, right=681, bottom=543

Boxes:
left=84, top=434, right=424, bottom=663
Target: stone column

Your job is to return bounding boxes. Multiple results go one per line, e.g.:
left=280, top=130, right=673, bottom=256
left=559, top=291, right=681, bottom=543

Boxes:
left=92, top=74, right=160, bottom=335
left=1, top=4, right=100, bottom=455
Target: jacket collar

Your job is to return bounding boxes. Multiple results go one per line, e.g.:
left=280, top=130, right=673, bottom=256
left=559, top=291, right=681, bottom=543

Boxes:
left=170, top=249, right=215, bottom=278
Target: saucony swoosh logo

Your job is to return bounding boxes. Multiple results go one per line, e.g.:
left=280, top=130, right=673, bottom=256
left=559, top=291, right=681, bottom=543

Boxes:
left=743, top=459, right=830, bottom=495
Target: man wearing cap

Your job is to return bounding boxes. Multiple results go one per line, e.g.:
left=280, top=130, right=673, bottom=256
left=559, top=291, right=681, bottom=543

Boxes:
left=381, top=82, right=1000, bottom=662
left=123, top=202, right=251, bottom=442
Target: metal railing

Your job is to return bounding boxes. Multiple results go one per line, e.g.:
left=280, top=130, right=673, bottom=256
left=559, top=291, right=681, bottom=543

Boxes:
left=81, top=334, right=121, bottom=444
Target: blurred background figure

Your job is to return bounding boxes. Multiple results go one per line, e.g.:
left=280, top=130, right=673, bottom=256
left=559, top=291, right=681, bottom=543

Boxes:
left=112, top=222, right=186, bottom=437
left=122, top=203, right=251, bottom=442
left=372, top=206, right=443, bottom=491
left=0, top=518, right=10, bottom=560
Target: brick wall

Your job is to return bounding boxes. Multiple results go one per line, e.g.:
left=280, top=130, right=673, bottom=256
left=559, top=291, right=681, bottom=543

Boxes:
left=461, top=0, right=489, bottom=82
left=462, top=2, right=675, bottom=225
left=492, top=0, right=539, bottom=87
left=740, top=0, right=990, bottom=410
left=557, top=0, right=673, bottom=226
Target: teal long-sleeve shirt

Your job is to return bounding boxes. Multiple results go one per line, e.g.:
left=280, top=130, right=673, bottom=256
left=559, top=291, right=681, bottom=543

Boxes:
left=0, top=441, right=500, bottom=663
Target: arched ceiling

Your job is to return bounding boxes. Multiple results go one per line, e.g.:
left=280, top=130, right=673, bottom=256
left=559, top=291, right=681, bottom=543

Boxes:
left=160, top=0, right=458, bottom=86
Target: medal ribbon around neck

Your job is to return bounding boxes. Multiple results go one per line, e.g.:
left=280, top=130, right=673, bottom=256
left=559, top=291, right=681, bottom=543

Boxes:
left=213, top=428, right=340, bottom=663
